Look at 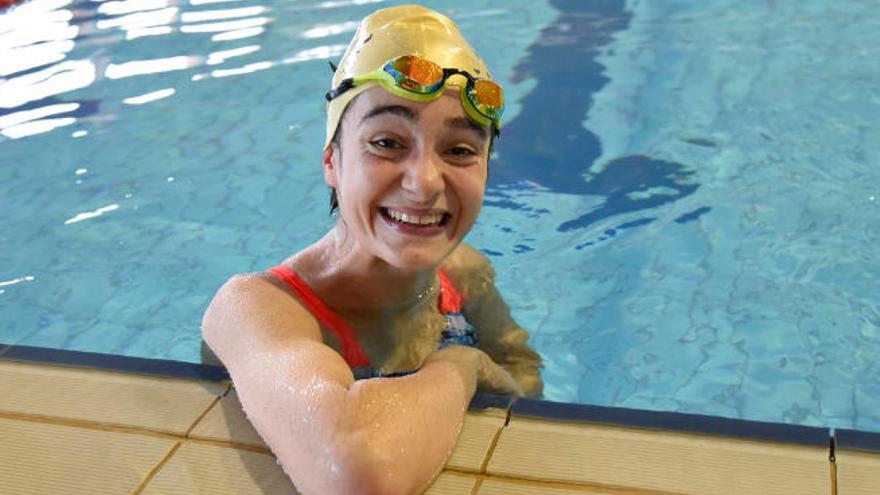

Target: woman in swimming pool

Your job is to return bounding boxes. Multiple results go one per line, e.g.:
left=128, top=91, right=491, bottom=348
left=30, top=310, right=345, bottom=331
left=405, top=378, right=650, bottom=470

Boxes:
left=202, top=5, right=542, bottom=494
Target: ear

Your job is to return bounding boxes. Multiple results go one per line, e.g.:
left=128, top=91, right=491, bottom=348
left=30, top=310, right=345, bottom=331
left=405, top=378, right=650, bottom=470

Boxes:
left=322, top=144, right=339, bottom=188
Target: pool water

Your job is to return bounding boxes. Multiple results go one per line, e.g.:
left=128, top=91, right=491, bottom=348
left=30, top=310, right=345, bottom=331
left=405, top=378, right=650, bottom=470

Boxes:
left=1, top=0, right=878, bottom=433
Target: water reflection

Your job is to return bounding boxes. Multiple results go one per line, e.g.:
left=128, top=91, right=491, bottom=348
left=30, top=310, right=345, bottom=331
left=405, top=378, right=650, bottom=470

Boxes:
left=205, top=44, right=259, bottom=64
left=96, top=7, right=178, bottom=39
left=299, top=19, right=357, bottom=39
left=180, top=5, right=265, bottom=22
left=1, top=0, right=351, bottom=140
left=64, top=203, right=120, bottom=224
left=490, top=0, right=700, bottom=231
left=123, top=87, right=174, bottom=104
left=97, top=0, right=170, bottom=16
left=189, top=0, right=242, bottom=5
left=105, top=56, right=199, bottom=78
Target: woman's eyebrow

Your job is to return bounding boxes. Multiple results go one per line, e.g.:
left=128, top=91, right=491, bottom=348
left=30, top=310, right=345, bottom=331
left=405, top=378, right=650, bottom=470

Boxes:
left=360, top=105, right=417, bottom=126
left=445, top=116, right=488, bottom=140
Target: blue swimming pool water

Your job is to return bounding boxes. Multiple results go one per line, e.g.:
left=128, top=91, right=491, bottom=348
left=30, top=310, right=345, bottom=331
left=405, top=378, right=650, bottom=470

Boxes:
left=2, top=0, right=878, bottom=433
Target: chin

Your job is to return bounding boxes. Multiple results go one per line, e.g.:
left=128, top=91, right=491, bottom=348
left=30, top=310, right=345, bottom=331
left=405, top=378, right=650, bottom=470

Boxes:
left=383, top=245, right=451, bottom=272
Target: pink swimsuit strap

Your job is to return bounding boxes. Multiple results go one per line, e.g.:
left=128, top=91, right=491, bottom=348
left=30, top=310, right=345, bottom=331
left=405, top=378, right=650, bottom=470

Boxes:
left=266, top=266, right=464, bottom=369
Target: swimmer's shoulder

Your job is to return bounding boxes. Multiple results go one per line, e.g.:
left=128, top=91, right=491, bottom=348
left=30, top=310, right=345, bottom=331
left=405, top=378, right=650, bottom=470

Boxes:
left=441, top=242, right=495, bottom=300
left=204, top=269, right=323, bottom=349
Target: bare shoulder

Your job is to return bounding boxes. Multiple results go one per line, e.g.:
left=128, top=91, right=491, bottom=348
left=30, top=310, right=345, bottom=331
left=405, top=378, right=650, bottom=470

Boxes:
left=202, top=272, right=323, bottom=365
left=441, top=242, right=495, bottom=301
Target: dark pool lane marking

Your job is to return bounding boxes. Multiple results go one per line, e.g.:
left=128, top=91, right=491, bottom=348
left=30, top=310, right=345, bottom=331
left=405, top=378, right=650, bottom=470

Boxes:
left=490, top=0, right=701, bottom=232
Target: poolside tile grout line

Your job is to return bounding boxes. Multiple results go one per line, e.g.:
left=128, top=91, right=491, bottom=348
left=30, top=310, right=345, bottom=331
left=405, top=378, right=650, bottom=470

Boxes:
left=0, top=407, right=275, bottom=452
left=477, top=411, right=510, bottom=474
left=131, top=441, right=182, bottom=495
left=176, top=384, right=276, bottom=452
left=830, top=460, right=837, bottom=495
left=468, top=394, right=517, bottom=492
left=469, top=397, right=513, bottom=494
left=132, top=387, right=235, bottom=495
left=183, top=382, right=230, bottom=437
left=445, top=467, right=685, bottom=495
left=469, top=476, right=483, bottom=495
left=0, top=410, right=184, bottom=441
left=186, top=435, right=272, bottom=454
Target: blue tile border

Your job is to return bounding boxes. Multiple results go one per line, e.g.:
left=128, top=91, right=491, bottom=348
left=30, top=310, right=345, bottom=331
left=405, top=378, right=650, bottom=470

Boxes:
left=469, top=393, right=515, bottom=411
left=836, top=428, right=880, bottom=453
left=0, top=343, right=229, bottom=382
left=511, top=398, right=831, bottom=447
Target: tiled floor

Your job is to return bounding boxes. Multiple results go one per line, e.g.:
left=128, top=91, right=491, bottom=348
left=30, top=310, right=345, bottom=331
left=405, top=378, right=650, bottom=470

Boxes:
left=1, top=359, right=876, bottom=494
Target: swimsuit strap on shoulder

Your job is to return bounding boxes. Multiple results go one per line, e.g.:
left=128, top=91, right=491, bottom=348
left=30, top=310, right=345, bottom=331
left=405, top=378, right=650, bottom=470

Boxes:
left=436, top=269, right=478, bottom=348
left=437, top=269, right=463, bottom=313
left=266, top=266, right=371, bottom=368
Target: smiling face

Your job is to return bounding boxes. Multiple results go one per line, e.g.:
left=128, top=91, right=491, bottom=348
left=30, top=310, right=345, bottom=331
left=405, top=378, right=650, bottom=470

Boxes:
left=323, top=86, right=491, bottom=271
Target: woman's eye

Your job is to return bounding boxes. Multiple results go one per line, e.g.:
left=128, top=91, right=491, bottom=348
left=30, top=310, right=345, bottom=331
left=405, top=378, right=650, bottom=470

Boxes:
left=370, top=138, right=403, bottom=150
left=448, top=146, right=476, bottom=157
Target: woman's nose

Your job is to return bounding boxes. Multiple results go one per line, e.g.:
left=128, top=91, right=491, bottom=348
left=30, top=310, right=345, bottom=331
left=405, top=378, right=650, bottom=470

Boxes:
left=401, top=151, right=444, bottom=201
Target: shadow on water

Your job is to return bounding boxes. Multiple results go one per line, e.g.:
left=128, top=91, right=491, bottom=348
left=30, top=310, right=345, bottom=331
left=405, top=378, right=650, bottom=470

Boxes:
left=489, top=0, right=701, bottom=232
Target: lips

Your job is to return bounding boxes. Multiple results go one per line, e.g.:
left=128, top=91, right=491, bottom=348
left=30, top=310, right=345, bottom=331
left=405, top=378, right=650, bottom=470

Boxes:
left=379, top=206, right=451, bottom=235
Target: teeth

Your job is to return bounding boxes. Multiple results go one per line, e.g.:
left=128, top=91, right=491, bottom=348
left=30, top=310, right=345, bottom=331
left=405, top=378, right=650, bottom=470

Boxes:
left=386, top=209, right=444, bottom=225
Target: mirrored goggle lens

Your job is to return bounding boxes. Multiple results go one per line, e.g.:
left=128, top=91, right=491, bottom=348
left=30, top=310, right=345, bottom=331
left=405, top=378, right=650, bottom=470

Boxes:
left=386, top=55, right=444, bottom=92
left=471, top=79, right=504, bottom=119
left=472, top=79, right=503, bottom=109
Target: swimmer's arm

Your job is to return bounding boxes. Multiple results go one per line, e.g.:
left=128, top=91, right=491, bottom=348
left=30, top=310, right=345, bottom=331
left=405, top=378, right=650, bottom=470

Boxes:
left=448, top=244, right=545, bottom=398
left=202, top=274, right=478, bottom=495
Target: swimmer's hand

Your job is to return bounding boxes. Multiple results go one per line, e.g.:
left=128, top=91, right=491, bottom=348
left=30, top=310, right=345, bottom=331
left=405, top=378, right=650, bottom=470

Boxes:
left=424, top=345, right=525, bottom=397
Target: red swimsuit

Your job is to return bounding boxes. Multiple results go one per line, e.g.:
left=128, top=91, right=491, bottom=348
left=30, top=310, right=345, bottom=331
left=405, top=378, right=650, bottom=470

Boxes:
left=267, top=266, right=478, bottom=379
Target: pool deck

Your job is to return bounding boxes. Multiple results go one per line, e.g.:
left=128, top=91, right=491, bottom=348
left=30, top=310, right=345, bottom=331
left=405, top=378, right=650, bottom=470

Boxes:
left=1, top=346, right=878, bottom=494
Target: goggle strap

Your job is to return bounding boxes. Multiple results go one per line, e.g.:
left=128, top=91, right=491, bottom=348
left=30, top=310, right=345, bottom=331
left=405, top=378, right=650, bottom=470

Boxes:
left=325, top=78, right=355, bottom=102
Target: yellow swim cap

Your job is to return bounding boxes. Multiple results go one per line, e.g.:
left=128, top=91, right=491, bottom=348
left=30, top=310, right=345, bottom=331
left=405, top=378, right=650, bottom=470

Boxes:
left=325, top=5, right=493, bottom=149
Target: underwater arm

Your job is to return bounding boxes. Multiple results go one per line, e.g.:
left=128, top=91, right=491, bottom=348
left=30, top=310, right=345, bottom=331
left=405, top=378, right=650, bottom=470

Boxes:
left=449, top=244, right=545, bottom=398
left=202, top=274, right=492, bottom=495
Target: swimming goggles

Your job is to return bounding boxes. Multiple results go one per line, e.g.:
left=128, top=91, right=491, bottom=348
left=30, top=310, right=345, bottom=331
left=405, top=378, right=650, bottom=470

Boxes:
left=325, top=54, right=504, bottom=134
